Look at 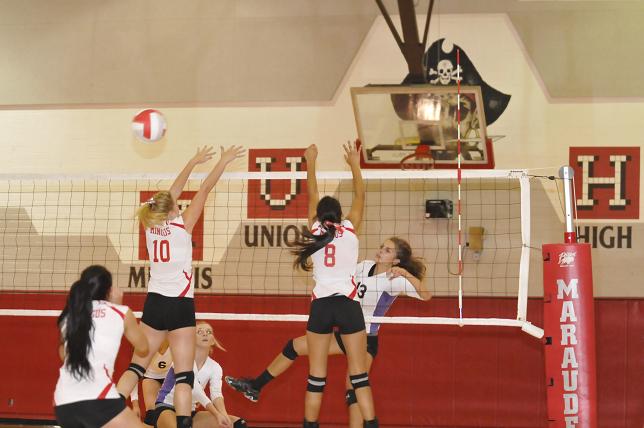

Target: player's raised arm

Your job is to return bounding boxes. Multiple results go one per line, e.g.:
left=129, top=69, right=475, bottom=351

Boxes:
left=304, top=144, right=320, bottom=229
left=169, top=146, right=216, bottom=202
left=344, top=140, right=365, bottom=230
left=182, top=145, right=245, bottom=233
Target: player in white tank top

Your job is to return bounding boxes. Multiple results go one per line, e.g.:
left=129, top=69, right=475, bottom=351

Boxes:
left=54, top=265, right=148, bottom=428
left=310, top=218, right=359, bottom=299
left=116, top=146, right=245, bottom=428
left=55, top=299, right=130, bottom=405
left=146, top=215, right=194, bottom=298
left=291, top=142, right=379, bottom=428
left=225, top=237, right=430, bottom=428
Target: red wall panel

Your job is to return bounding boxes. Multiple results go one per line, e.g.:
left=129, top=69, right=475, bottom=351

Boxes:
left=0, top=295, right=641, bottom=427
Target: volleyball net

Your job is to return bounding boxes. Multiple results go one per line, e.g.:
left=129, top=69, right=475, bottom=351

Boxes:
left=0, top=169, right=542, bottom=337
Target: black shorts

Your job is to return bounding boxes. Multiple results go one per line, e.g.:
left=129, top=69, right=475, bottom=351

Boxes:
left=55, top=398, right=125, bottom=428
left=307, top=295, right=365, bottom=335
left=334, top=331, right=379, bottom=358
left=141, top=292, right=196, bottom=331
left=143, top=376, right=164, bottom=385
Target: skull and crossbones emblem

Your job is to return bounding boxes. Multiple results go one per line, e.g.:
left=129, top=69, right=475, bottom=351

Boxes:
left=429, top=59, right=463, bottom=85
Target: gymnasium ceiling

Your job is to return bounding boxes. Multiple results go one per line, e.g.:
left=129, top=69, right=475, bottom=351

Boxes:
left=1, top=0, right=642, bottom=106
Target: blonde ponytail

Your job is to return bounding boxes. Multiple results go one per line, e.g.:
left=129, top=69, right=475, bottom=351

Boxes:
left=136, top=190, right=174, bottom=228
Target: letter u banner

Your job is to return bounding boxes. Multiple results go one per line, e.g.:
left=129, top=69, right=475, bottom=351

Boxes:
left=542, top=243, right=597, bottom=428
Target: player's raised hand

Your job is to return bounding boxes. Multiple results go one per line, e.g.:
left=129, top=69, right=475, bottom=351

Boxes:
left=219, top=145, right=245, bottom=164
left=191, top=146, right=216, bottom=165
left=304, top=144, right=318, bottom=164
left=343, top=140, right=360, bottom=167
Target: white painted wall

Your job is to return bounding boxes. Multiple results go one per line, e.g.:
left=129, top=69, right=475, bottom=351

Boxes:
left=0, top=14, right=641, bottom=297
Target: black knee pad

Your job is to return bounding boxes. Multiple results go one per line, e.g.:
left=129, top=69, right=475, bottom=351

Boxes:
left=233, top=418, right=247, bottom=428
left=176, top=415, right=192, bottom=428
left=127, top=363, right=146, bottom=380
left=345, top=388, right=357, bottom=406
left=175, top=371, right=195, bottom=388
left=282, top=339, right=299, bottom=360
left=349, top=372, right=370, bottom=390
left=363, top=418, right=379, bottom=428
left=303, top=420, right=319, bottom=428
left=143, top=409, right=155, bottom=425
left=306, top=375, right=326, bottom=393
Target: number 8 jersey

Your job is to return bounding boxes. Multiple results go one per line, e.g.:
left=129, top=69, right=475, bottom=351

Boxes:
left=145, top=215, right=194, bottom=298
left=310, top=219, right=359, bottom=300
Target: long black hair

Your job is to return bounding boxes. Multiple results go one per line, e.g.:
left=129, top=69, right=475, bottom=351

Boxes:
left=292, top=196, right=342, bottom=271
left=390, top=237, right=426, bottom=280
left=57, top=265, right=113, bottom=380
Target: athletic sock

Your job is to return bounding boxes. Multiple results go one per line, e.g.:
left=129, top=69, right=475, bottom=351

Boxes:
left=251, top=369, right=274, bottom=391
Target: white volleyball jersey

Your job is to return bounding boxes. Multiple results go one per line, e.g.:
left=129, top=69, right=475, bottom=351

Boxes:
left=145, top=347, right=173, bottom=380
left=354, top=261, right=422, bottom=335
left=156, top=358, right=223, bottom=410
left=310, top=219, right=359, bottom=300
left=145, top=215, right=194, bottom=298
left=54, top=300, right=129, bottom=405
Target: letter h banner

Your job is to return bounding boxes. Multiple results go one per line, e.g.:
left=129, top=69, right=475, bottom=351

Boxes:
left=569, top=147, right=639, bottom=219
left=542, top=243, right=597, bottom=427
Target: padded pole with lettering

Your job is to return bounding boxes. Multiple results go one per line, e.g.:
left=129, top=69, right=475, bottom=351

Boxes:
left=542, top=166, right=597, bottom=428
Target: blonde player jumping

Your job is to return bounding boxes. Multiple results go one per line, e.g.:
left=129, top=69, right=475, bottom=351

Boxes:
left=116, top=145, right=244, bottom=428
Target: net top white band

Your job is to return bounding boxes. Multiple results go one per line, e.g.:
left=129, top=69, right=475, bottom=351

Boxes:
left=0, top=169, right=527, bottom=182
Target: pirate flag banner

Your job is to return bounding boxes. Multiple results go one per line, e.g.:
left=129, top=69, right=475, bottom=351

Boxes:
left=420, top=38, right=511, bottom=126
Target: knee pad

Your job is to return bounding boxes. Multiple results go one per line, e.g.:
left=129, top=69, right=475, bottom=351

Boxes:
left=349, top=372, right=370, bottom=390
left=143, top=409, right=157, bottom=426
left=306, top=375, right=326, bottom=393
left=303, top=420, right=319, bottom=428
left=282, top=339, right=299, bottom=360
left=127, top=363, right=146, bottom=380
left=233, top=418, right=247, bottom=428
left=176, top=415, right=192, bottom=428
left=363, top=418, right=379, bottom=428
left=175, top=371, right=195, bottom=388
left=345, top=388, right=357, bottom=406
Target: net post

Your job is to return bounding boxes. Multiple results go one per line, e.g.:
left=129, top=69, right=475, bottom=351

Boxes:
left=542, top=167, right=597, bottom=426
left=559, top=166, right=577, bottom=243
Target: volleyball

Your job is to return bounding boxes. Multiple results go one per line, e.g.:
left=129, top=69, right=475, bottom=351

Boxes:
left=132, top=109, right=167, bottom=143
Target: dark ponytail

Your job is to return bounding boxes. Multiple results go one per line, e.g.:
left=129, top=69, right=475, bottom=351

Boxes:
left=390, top=237, right=425, bottom=280
left=57, top=265, right=113, bottom=380
left=292, top=196, right=342, bottom=271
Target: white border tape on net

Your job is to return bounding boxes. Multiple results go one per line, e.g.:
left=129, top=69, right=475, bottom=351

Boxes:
left=0, top=309, right=543, bottom=338
left=0, top=169, right=526, bottom=181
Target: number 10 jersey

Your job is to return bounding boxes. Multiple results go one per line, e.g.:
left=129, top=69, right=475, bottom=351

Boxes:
left=145, top=215, right=194, bottom=298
